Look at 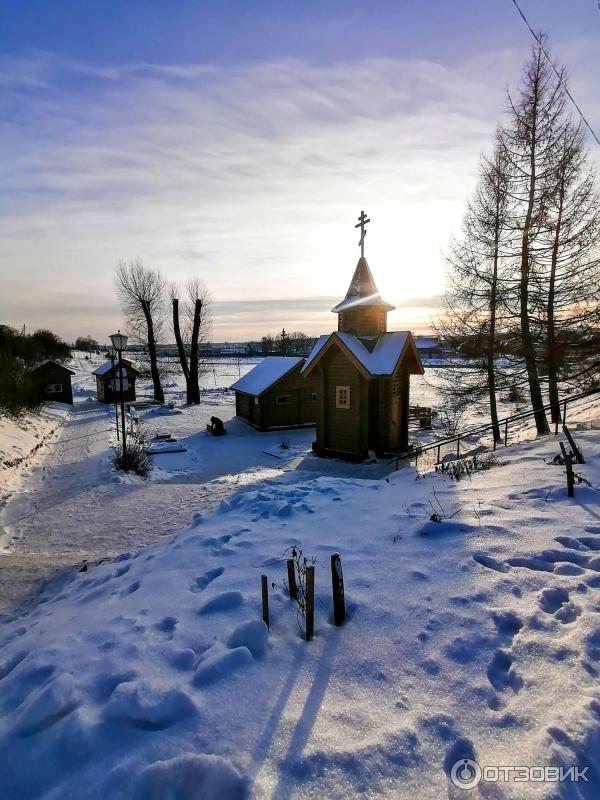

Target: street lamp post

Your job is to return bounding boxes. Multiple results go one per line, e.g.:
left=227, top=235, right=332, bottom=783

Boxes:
left=107, top=345, right=119, bottom=441
left=110, top=331, right=128, bottom=470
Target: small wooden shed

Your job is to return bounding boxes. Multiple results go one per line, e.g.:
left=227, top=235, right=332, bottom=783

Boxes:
left=93, top=359, right=140, bottom=404
left=231, top=357, right=318, bottom=431
left=30, top=360, right=75, bottom=405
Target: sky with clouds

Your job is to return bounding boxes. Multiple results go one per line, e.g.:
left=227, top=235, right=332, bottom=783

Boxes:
left=1, top=1, right=599, bottom=344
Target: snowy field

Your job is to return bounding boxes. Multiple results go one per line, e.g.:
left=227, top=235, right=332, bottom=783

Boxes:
left=2, top=400, right=600, bottom=797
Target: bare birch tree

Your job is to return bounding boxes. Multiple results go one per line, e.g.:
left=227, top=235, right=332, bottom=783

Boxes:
left=115, top=259, right=165, bottom=403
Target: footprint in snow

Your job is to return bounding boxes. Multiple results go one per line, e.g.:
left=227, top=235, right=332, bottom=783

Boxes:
left=198, top=591, right=244, bottom=615
left=190, top=567, right=224, bottom=594
left=472, top=553, right=509, bottom=573
left=538, top=587, right=581, bottom=623
left=103, top=681, right=196, bottom=730
left=487, top=650, right=522, bottom=693
left=155, top=616, right=178, bottom=636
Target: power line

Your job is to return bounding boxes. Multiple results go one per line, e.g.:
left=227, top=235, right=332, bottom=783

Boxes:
left=509, top=0, right=600, bottom=147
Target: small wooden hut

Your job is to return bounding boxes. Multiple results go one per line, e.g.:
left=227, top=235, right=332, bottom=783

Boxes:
left=30, top=360, right=75, bottom=405
left=231, top=357, right=318, bottom=431
left=93, top=359, right=140, bottom=404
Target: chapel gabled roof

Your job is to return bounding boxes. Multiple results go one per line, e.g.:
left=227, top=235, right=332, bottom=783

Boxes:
left=301, top=331, right=424, bottom=378
left=331, top=256, right=395, bottom=314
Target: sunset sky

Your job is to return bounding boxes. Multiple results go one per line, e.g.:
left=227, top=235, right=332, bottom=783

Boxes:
left=1, top=1, right=599, bottom=343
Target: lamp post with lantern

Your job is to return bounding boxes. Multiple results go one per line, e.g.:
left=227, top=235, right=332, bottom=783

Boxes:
left=110, top=331, right=128, bottom=470
left=106, top=345, right=119, bottom=441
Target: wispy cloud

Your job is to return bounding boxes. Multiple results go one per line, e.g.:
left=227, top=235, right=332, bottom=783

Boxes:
left=1, top=43, right=597, bottom=341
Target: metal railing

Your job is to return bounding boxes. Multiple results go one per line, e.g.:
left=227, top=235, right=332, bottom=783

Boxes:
left=388, top=385, right=600, bottom=471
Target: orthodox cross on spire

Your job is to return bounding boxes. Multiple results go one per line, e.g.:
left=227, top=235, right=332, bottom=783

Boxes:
left=355, top=210, right=370, bottom=257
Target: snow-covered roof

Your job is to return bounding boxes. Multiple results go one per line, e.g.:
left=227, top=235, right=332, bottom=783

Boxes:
left=301, top=335, right=330, bottom=374
left=303, top=331, right=421, bottom=377
left=230, top=357, right=304, bottom=397
left=92, top=359, right=138, bottom=377
left=31, top=360, right=75, bottom=375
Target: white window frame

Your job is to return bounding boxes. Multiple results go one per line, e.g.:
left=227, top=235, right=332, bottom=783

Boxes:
left=336, top=385, right=350, bottom=409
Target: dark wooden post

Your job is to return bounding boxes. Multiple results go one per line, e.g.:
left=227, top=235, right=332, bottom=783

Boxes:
left=563, top=399, right=567, bottom=426
left=261, top=574, right=270, bottom=630
left=286, top=559, right=297, bottom=601
left=436, top=444, right=441, bottom=465
left=560, top=442, right=575, bottom=498
left=456, top=436, right=460, bottom=460
left=305, top=565, right=315, bottom=641
left=504, top=420, right=508, bottom=447
left=562, top=425, right=585, bottom=464
left=331, top=553, right=346, bottom=626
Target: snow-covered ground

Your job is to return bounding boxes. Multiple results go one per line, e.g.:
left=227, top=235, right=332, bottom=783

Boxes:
left=0, top=357, right=386, bottom=612
left=2, top=408, right=600, bottom=797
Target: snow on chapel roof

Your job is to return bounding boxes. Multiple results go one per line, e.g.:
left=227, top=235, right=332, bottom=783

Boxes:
left=302, top=331, right=419, bottom=376
left=230, top=356, right=304, bottom=397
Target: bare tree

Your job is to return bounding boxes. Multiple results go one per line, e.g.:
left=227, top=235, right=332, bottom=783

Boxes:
left=171, top=278, right=211, bottom=405
left=500, top=37, right=570, bottom=434
left=115, top=259, right=165, bottom=403
left=537, top=120, right=600, bottom=422
left=437, top=140, right=512, bottom=442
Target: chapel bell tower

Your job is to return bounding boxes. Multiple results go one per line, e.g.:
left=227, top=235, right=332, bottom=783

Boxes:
left=331, top=211, right=395, bottom=337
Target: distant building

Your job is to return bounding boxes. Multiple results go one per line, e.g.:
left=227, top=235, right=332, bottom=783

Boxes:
left=93, top=359, right=140, bottom=404
left=231, top=357, right=318, bottom=431
left=30, top=360, right=75, bottom=405
left=414, top=336, right=442, bottom=360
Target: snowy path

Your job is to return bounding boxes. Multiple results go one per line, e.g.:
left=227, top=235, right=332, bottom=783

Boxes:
left=0, top=395, right=386, bottom=614
left=0, top=401, right=277, bottom=613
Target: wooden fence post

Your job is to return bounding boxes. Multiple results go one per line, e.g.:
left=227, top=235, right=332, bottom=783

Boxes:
left=331, top=553, right=346, bottom=626
left=562, top=425, right=585, bottom=464
left=261, top=574, right=270, bottom=630
left=559, top=442, right=575, bottom=498
left=504, top=420, right=508, bottom=447
left=286, top=559, right=297, bottom=601
left=305, top=565, right=315, bottom=641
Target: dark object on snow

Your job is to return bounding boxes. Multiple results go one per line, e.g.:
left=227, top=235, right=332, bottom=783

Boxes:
left=208, top=416, right=226, bottom=436
left=331, top=552, right=346, bottom=626
left=261, top=574, right=270, bottom=630
left=563, top=424, right=585, bottom=464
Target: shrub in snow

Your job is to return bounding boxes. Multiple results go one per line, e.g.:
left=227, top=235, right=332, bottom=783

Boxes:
left=271, top=545, right=316, bottom=630
left=435, top=451, right=504, bottom=481
left=112, top=429, right=151, bottom=476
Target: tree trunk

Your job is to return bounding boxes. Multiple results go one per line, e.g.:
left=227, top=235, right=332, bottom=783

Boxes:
left=547, top=166, right=565, bottom=425
left=172, top=298, right=190, bottom=381
left=142, top=299, right=164, bottom=403
left=487, top=213, right=501, bottom=443
left=519, top=70, right=549, bottom=435
left=187, top=299, right=202, bottom=405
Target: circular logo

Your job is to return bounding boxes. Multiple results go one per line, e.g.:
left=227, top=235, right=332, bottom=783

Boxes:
left=450, top=758, right=482, bottom=790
